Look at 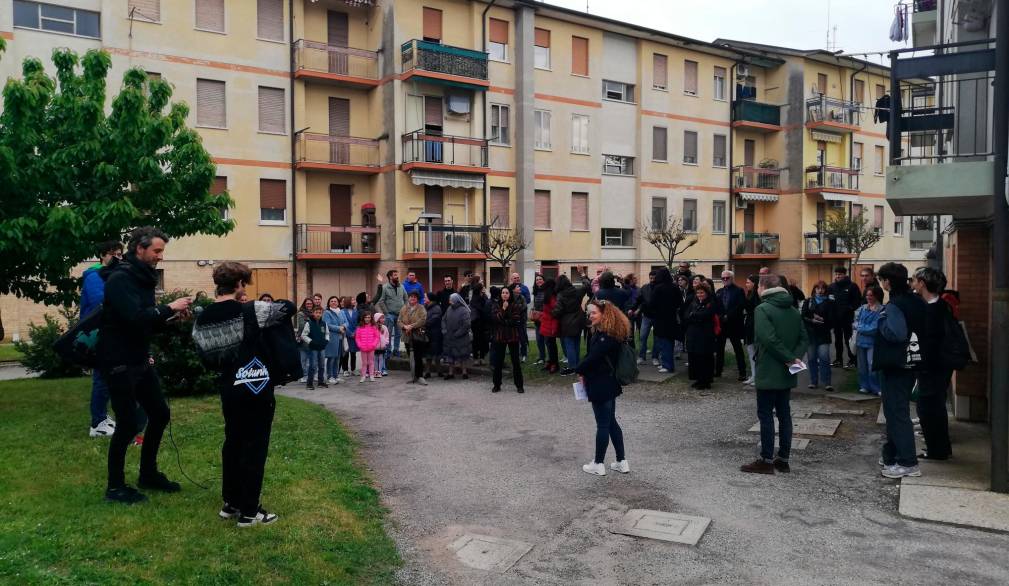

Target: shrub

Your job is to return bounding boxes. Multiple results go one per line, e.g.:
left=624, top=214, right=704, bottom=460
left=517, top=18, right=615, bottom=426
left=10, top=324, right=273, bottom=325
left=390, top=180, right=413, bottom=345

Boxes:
left=150, top=290, right=218, bottom=397
left=14, top=306, right=86, bottom=378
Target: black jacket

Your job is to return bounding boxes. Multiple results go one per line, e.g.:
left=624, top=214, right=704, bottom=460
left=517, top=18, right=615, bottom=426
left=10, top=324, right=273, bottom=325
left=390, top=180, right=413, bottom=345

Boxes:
left=553, top=281, right=586, bottom=338
left=743, top=292, right=761, bottom=345
left=716, top=283, right=745, bottom=337
left=801, top=297, right=835, bottom=345
left=827, top=277, right=862, bottom=321
left=594, top=285, right=631, bottom=312
left=631, top=283, right=655, bottom=318
left=575, top=331, right=623, bottom=403
left=684, top=297, right=717, bottom=354
left=647, top=269, right=682, bottom=339
left=435, top=287, right=456, bottom=312
left=97, top=254, right=174, bottom=367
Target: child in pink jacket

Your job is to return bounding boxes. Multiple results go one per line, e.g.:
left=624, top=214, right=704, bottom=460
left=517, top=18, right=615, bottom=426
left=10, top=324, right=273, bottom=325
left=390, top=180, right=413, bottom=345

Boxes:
left=355, top=313, right=382, bottom=383
left=374, top=313, right=391, bottom=377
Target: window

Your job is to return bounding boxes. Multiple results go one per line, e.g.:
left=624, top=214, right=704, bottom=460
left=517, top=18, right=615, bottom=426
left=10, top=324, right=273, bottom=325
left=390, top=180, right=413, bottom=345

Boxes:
left=652, top=127, right=668, bottom=162
left=853, top=142, right=864, bottom=170
left=874, top=145, right=885, bottom=174
left=714, top=66, right=727, bottom=101
left=534, top=110, right=551, bottom=150
left=195, top=0, right=225, bottom=32
left=711, top=265, right=725, bottom=280
left=603, top=80, right=634, bottom=103
left=534, top=28, right=551, bottom=69
left=490, top=187, right=509, bottom=226
left=684, top=60, right=698, bottom=95
left=127, top=0, right=160, bottom=22
left=259, top=179, right=286, bottom=223
left=852, top=204, right=863, bottom=218
left=712, top=201, right=726, bottom=233
left=854, top=78, right=865, bottom=104
left=816, top=141, right=827, bottom=166
left=653, top=53, right=668, bottom=90
left=535, top=190, right=551, bottom=229
left=488, top=18, right=508, bottom=61
left=570, top=114, right=589, bottom=154
left=910, top=216, right=934, bottom=249
left=14, top=1, right=101, bottom=38
left=651, top=198, right=667, bottom=230
left=196, top=79, right=227, bottom=128
left=683, top=131, right=698, bottom=164
left=601, top=228, right=633, bottom=247
left=874, top=205, right=884, bottom=233
left=817, top=73, right=828, bottom=95
left=875, top=83, right=886, bottom=101
left=155, top=269, right=165, bottom=293
left=422, top=7, right=442, bottom=41
left=894, top=215, right=904, bottom=236
left=713, top=134, right=727, bottom=167
left=683, top=199, right=697, bottom=232
left=571, top=192, right=589, bottom=231
left=257, top=0, right=284, bottom=41
left=211, top=176, right=228, bottom=220
left=603, top=155, right=634, bottom=176
left=490, top=104, right=510, bottom=145
left=571, top=36, right=589, bottom=76
left=258, top=86, right=285, bottom=134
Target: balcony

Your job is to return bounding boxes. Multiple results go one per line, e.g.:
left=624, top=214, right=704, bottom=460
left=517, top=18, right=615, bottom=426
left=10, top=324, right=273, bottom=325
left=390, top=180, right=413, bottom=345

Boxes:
left=732, top=100, right=781, bottom=132
left=911, top=1, right=938, bottom=48
left=731, top=233, right=780, bottom=260
left=804, top=222, right=854, bottom=260
left=804, top=165, right=860, bottom=195
left=296, top=224, right=381, bottom=260
left=400, top=39, right=489, bottom=90
left=402, top=131, right=489, bottom=174
left=295, top=133, right=381, bottom=174
left=805, top=95, right=861, bottom=133
left=293, top=39, right=379, bottom=88
left=402, top=223, right=488, bottom=260
left=732, top=165, right=782, bottom=193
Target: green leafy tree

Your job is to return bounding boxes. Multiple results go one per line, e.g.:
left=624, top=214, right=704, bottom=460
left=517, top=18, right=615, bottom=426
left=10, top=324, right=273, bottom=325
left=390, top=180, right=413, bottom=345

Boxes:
left=150, top=290, right=217, bottom=397
left=0, top=41, right=233, bottom=316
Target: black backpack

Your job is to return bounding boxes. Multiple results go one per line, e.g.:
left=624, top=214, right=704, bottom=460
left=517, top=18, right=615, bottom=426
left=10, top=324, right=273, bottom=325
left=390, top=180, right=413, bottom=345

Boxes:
left=243, top=302, right=303, bottom=386
left=52, top=306, right=103, bottom=368
left=940, top=306, right=971, bottom=371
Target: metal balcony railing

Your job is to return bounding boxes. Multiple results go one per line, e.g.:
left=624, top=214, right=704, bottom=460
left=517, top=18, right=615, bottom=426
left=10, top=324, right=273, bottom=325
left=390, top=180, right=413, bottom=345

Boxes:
left=732, top=100, right=781, bottom=126
left=732, top=166, right=782, bottom=190
left=402, top=131, right=488, bottom=168
left=296, top=133, right=380, bottom=167
left=806, top=95, right=862, bottom=126
left=804, top=221, right=851, bottom=256
left=293, top=39, right=379, bottom=80
left=731, top=233, right=780, bottom=256
left=804, top=165, right=860, bottom=191
left=913, top=0, right=937, bottom=12
left=402, top=223, right=488, bottom=255
left=401, top=39, right=488, bottom=81
left=296, top=224, right=381, bottom=255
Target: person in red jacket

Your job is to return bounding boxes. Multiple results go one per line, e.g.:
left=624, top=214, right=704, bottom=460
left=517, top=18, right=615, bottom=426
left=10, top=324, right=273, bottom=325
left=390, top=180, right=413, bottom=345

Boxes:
left=538, top=279, right=561, bottom=374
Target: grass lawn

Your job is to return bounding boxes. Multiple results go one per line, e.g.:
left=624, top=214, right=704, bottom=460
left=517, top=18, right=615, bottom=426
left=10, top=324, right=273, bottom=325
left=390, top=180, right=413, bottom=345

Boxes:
left=0, top=377, right=400, bottom=585
left=0, top=344, right=23, bottom=362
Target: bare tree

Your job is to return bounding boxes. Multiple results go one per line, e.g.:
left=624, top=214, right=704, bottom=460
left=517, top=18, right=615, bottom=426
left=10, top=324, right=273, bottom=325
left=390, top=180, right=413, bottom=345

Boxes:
left=822, top=211, right=883, bottom=271
left=640, top=215, right=699, bottom=270
left=476, top=227, right=530, bottom=284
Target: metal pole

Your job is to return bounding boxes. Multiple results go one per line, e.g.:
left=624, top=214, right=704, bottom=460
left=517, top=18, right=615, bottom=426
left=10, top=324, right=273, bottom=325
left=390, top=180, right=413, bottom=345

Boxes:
left=427, top=220, right=434, bottom=296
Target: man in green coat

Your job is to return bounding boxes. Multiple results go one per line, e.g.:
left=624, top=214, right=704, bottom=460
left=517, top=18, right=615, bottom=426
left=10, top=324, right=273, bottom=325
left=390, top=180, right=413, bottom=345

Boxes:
left=741, top=274, right=809, bottom=475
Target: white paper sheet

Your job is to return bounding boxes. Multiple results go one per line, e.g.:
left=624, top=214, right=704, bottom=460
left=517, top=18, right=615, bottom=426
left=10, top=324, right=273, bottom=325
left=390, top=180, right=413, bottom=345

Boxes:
left=573, top=381, right=588, bottom=401
left=788, top=361, right=808, bottom=375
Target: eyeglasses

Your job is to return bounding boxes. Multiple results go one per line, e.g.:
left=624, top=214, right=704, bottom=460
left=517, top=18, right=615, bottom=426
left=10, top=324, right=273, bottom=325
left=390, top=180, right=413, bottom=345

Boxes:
left=721, top=277, right=731, bottom=281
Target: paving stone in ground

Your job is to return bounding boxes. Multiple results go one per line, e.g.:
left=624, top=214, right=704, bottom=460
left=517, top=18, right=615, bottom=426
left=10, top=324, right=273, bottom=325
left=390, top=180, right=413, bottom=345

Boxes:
left=612, top=510, right=711, bottom=546
left=448, top=534, right=533, bottom=573
left=755, top=438, right=811, bottom=450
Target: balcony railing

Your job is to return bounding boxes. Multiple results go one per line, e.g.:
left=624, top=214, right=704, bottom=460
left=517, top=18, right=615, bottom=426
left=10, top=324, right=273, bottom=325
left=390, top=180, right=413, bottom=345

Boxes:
left=401, top=39, right=488, bottom=81
left=732, top=100, right=781, bottom=127
left=806, top=95, right=862, bottom=127
left=804, top=165, right=860, bottom=191
left=913, top=0, right=937, bottom=12
left=296, top=133, right=380, bottom=168
left=296, top=224, right=381, bottom=256
left=402, top=223, right=487, bottom=255
left=732, top=166, right=781, bottom=191
left=804, top=221, right=852, bottom=256
left=731, top=233, right=780, bottom=257
left=293, top=39, right=379, bottom=81
left=402, top=131, right=488, bottom=168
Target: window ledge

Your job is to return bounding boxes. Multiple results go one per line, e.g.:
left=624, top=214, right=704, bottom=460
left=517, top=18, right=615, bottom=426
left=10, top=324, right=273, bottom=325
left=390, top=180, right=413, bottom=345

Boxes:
left=257, top=37, right=287, bottom=45
left=535, top=66, right=552, bottom=71
left=601, top=172, right=635, bottom=177
left=535, top=227, right=552, bottom=231
left=259, top=220, right=288, bottom=227
left=570, top=151, right=591, bottom=156
left=570, top=229, right=591, bottom=233
left=197, top=124, right=229, bottom=130
left=601, top=98, right=637, bottom=105
left=653, top=86, right=668, bottom=92
left=570, top=73, right=591, bottom=79
left=258, top=130, right=287, bottom=136
left=652, top=159, right=668, bottom=164
left=195, top=27, right=227, bottom=35
left=534, top=147, right=553, bottom=152
left=490, top=142, right=512, bottom=148
left=683, top=92, right=699, bottom=98
left=714, top=97, right=728, bottom=103
left=712, top=164, right=728, bottom=169
left=125, top=17, right=161, bottom=25
left=601, top=245, right=636, bottom=249
left=682, top=161, right=698, bottom=167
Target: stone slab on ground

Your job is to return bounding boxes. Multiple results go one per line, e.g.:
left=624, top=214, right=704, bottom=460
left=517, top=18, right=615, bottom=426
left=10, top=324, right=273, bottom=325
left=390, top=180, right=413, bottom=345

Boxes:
left=448, top=534, right=533, bottom=573
left=826, top=393, right=878, bottom=403
left=877, top=404, right=886, bottom=425
left=899, top=485, right=1009, bottom=533
left=755, top=438, right=811, bottom=451
left=612, top=509, right=711, bottom=546
left=748, top=418, right=841, bottom=436
left=635, top=368, right=675, bottom=383
left=811, top=409, right=865, bottom=416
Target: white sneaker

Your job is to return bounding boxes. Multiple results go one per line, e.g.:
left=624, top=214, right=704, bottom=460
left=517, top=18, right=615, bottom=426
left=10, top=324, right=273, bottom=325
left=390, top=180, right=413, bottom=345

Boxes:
left=237, top=509, right=279, bottom=528
left=636, top=358, right=644, bottom=365
left=610, top=460, right=630, bottom=474
left=582, top=462, right=606, bottom=476
left=881, top=464, right=922, bottom=479
left=359, top=377, right=366, bottom=384
left=89, top=418, right=116, bottom=438
left=651, top=358, right=659, bottom=366
left=326, top=377, right=337, bottom=384
left=743, top=378, right=754, bottom=386
left=418, top=377, right=428, bottom=386
left=369, top=376, right=376, bottom=382
left=298, top=377, right=307, bottom=383
left=333, top=377, right=341, bottom=385
left=657, top=367, right=670, bottom=373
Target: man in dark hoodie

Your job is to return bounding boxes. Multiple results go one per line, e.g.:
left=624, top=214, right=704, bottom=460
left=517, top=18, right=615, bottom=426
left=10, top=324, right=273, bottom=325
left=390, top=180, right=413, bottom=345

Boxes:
left=593, top=271, right=630, bottom=311
left=646, top=268, right=682, bottom=374
left=827, top=266, right=861, bottom=368
left=629, top=270, right=659, bottom=364
left=715, top=270, right=747, bottom=381
left=98, top=227, right=192, bottom=504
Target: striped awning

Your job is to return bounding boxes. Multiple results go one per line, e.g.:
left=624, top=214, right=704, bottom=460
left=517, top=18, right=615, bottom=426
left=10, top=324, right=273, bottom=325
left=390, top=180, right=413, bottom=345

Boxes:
left=821, top=192, right=860, bottom=203
left=738, top=192, right=780, bottom=203
left=409, top=171, right=485, bottom=190
left=810, top=130, right=845, bottom=143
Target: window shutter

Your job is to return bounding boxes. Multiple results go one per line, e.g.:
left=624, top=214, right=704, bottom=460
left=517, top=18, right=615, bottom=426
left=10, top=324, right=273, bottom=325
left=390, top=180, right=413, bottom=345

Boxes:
left=258, top=87, right=285, bottom=133
left=260, top=179, right=286, bottom=210
left=572, top=36, right=589, bottom=76
left=571, top=192, right=588, bottom=231
left=211, top=176, right=227, bottom=195
left=423, top=7, right=443, bottom=41
left=195, top=0, right=224, bottom=31
left=489, top=18, right=508, bottom=44
left=874, top=205, right=884, bottom=229
left=684, top=131, right=697, bottom=162
left=684, top=60, right=698, bottom=94
left=535, top=28, right=550, bottom=47
left=817, top=73, right=828, bottom=94
left=854, top=79, right=865, bottom=103
left=425, top=97, right=443, bottom=126
left=652, top=126, right=667, bottom=161
left=490, top=187, right=509, bottom=227
left=653, top=54, right=667, bottom=89
left=196, top=79, right=226, bottom=127
left=535, top=190, right=551, bottom=229
left=713, top=134, right=726, bottom=165
left=257, top=0, right=284, bottom=41
left=128, top=0, right=160, bottom=22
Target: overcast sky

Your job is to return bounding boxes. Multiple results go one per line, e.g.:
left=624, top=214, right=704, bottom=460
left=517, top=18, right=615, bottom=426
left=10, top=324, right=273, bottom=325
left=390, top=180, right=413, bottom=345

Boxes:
left=540, top=0, right=906, bottom=65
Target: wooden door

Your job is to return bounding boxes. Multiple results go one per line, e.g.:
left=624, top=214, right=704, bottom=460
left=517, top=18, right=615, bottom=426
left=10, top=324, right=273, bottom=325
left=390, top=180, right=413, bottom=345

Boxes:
left=424, top=97, right=443, bottom=162
left=424, top=186, right=444, bottom=222
left=743, top=139, right=756, bottom=186
left=327, top=11, right=349, bottom=74
left=329, top=97, right=350, bottom=164
left=249, top=268, right=288, bottom=301
left=329, top=184, right=352, bottom=250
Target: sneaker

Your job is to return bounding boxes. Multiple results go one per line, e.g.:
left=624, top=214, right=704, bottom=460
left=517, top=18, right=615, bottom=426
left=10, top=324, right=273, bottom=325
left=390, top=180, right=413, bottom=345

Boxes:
left=219, top=503, right=240, bottom=519
left=737, top=375, right=748, bottom=382
left=318, top=382, right=329, bottom=388
left=517, top=387, right=525, bottom=394
left=138, top=470, right=181, bottom=493
left=846, top=361, right=857, bottom=369
left=743, top=378, right=754, bottom=386
left=881, top=464, right=922, bottom=479
left=582, top=462, right=606, bottom=476
left=636, top=357, right=644, bottom=365
left=560, top=368, right=575, bottom=376
left=858, top=388, right=870, bottom=394
left=534, top=359, right=545, bottom=365
left=333, top=377, right=341, bottom=385
left=807, top=384, right=817, bottom=389
left=610, top=460, right=630, bottom=474
left=521, top=356, right=527, bottom=363
left=651, top=358, right=659, bottom=366
left=418, top=377, right=428, bottom=386
left=359, top=377, right=366, bottom=384
left=831, top=360, right=842, bottom=368
left=369, top=376, right=376, bottom=382
left=132, top=434, right=144, bottom=447
left=772, top=458, right=791, bottom=473
left=237, top=508, right=279, bottom=528
left=824, top=385, right=834, bottom=392
left=657, top=367, right=670, bottom=373
left=105, top=485, right=147, bottom=504
left=492, top=386, right=501, bottom=393
left=298, top=376, right=307, bottom=383
left=90, top=418, right=116, bottom=438
left=382, top=371, right=389, bottom=377
left=740, top=459, right=775, bottom=474
left=306, top=383, right=315, bottom=390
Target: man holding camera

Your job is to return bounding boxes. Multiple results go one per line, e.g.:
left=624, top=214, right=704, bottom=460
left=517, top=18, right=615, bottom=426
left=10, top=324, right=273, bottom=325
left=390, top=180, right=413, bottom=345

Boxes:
left=98, top=227, right=191, bottom=504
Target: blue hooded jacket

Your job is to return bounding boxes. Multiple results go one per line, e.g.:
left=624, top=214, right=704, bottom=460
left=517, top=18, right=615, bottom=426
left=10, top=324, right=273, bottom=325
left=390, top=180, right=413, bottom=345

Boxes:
left=79, top=262, right=105, bottom=319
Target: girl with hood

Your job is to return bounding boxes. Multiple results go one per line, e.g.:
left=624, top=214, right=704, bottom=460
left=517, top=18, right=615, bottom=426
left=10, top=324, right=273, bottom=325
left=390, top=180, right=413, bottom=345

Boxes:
left=538, top=279, right=561, bottom=374
left=354, top=312, right=381, bottom=383
left=442, top=293, right=473, bottom=379
left=296, top=297, right=315, bottom=382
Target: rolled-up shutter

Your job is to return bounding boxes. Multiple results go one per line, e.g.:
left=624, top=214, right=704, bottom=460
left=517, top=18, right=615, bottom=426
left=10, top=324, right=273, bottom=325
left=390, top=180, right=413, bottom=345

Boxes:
left=684, top=60, right=698, bottom=94
left=653, top=54, right=667, bottom=89
left=425, top=97, right=443, bottom=126
left=128, top=0, right=160, bottom=22
left=258, top=87, right=285, bottom=134
left=423, top=7, right=442, bottom=41
left=571, top=192, right=588, bottom=231
left=211, top=176, right=227, bottom=195
left=535, top=190, right=551, bottom=229
left=257, top=0, right=284, bottom=41
left=196, top=79, right=226, bottom=128
left=652, top=126, right=667, bottom=161
left=195, top=0, right=224, bottom=32
left=490, top=187, right=509, bottom=227
left=683, top=131, right=698, bottom=163
left=489, top=18, right=508, bottom=44
left=572, top=36, right=588, bottom=76
left=260, top=179, right=287, bottom=210
left=535, top=28, right=550, bottom=47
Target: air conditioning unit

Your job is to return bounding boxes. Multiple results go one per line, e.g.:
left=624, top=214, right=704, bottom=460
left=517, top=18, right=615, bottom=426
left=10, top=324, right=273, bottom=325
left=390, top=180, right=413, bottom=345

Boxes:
left=736, top=64, right=751, bottom=78
left=735, top=197, right=749, bottom=210
left=445, top=234, right=472, bottom=252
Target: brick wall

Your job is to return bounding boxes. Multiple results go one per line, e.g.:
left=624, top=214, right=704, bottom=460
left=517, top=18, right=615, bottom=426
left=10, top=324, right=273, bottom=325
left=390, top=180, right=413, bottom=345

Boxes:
left=948, top=224, right=991, bottom=421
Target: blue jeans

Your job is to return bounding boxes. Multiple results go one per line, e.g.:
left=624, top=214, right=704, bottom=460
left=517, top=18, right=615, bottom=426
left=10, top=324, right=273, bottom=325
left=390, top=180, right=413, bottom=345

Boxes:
left=300, top=347, right=311, bottom=376
left=535, top=325, right=547, bottom=360
left=386, top=312, right=400, bottom=355
left=91, top=369, right=111, bottom=427
left=757, top=388, right=792, bottom=462
left=638, top=316, right=659, bottom=360
left=880, top=369, right=918, bottom=467
left=305, top=350, right=325, bottom=384
left=591, top=399, right=625, bottom=464
left=562, top=336, right=581, bottom=367
left=654, top=336, right=675, bottom=371
left=856, top=346, right=880, bottom=394
left=326, top=349, right=342, bottom=380
left=807, top=343, right=832, bottom=386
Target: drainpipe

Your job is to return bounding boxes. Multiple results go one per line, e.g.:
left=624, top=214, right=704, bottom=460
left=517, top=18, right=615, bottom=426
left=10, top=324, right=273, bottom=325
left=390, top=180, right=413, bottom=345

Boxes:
left=480, top=0, right=499, bottom=279
left=848, top=59, right=868, bottom=275
left=990, top=0, right=1009, bottom=493
left=289, top=0, right=298, bottom=301
left=728, top=62, right=737, bottom=270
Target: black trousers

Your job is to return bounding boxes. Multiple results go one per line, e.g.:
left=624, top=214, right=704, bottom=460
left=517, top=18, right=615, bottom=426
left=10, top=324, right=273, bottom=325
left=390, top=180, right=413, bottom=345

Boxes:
left=473, top=326, right=489, bottom=360
left=411, top=340, right=428, bottom=379
left=688, top=352, right=714, bottom=386
left=340, top=349, right=357, bottom=372
left=715, top=332, right=746, bottom=377
left=591, top=399, right=625, bottom=464
left=492, top=341, right=524, bottom=390
left=833, top=319, right=855, bottom=362
left=916, top=370, right=953, bottom=458
left=221, top=389, right=276, bottom=517
left=545, top=336, right=559, bottom=365
left=104, top=364, right=170, bottom=489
